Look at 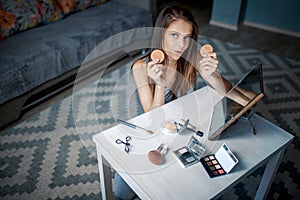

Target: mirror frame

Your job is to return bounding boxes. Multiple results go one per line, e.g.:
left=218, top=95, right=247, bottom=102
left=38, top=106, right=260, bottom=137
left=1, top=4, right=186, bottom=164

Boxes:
left=208, top=61, right=264, bottom=141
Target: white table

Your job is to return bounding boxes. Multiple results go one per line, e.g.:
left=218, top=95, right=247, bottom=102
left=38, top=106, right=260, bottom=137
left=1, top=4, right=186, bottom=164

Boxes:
left=93, top=86, right=294, bottom=200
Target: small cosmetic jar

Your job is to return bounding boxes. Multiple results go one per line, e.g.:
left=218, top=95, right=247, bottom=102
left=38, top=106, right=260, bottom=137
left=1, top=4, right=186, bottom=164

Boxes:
left=161, top=119, right=178, bottom=134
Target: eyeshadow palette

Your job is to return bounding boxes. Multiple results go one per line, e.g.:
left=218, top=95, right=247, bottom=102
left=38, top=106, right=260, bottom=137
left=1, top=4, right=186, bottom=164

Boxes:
left=174, top=146, right=199, bottom=167
left=173, top=136, right=206, bottom=168
left=200, top=143, right=238, bottom=178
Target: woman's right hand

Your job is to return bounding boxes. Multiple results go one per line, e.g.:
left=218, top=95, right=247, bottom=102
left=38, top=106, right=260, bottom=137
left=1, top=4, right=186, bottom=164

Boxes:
left=147, top=59, right=165, bottom=86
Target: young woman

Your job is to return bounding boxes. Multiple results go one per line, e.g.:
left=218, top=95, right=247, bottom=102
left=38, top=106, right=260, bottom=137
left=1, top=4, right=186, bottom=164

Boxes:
left=131, top=5, right=232, bottom=113
left=114, top=5, right=233, bottom=200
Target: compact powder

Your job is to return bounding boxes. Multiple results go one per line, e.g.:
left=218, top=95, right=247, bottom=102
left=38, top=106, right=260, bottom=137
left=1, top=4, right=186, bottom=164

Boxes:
left=151, top=49, right=165, bottom=63
left=200, top=44, right=213, bottom=57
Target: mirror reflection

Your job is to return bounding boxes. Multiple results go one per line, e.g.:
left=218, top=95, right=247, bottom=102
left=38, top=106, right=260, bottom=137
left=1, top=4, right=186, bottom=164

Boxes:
left=208, top=61, right=264, bottom=140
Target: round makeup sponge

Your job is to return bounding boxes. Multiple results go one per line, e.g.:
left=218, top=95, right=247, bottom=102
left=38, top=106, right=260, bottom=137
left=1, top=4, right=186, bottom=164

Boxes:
left=151, top=49, right=165, bottom=63
left=163, top=122, right=177, bottom=132
left=200, top=44, right=213, bottom=57
left=148, top=150, right=164, bottom=165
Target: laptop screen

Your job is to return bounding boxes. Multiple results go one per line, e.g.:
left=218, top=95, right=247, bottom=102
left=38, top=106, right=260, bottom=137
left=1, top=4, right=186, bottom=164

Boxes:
left=208, top=61, right=264, bottom=140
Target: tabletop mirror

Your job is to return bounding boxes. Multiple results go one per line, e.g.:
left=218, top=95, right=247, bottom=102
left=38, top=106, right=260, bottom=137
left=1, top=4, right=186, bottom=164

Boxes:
left=208, top=61, right=264, bottom=141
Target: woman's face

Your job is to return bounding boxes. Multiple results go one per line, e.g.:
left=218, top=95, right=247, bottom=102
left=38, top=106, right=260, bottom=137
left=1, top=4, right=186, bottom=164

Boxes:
left=162, top=19, right=193, bottom=62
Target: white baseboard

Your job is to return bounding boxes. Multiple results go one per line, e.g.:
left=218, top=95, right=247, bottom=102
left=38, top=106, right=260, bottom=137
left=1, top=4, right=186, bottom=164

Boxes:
left=209, top=20, right=238, bottom=31
left=244, top=20, right=300, bottom=38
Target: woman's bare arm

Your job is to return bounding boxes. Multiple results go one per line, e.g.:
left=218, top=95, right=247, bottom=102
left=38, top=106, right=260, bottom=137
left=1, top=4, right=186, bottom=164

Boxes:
left=132, top=60, right=165, bottom=112
left=197, top=52, right=232, bottom=96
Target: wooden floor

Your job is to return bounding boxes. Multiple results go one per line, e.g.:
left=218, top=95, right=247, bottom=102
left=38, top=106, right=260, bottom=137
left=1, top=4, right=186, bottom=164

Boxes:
left=157, top=0, right=300, bottom=61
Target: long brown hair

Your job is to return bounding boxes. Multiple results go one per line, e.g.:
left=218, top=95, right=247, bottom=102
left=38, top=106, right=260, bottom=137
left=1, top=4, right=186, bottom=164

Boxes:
left=151, top=5, right=199, bottom=99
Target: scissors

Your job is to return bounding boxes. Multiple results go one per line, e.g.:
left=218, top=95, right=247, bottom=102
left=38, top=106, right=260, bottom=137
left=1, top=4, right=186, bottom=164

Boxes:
left=115, top=136, right=131, bottom=153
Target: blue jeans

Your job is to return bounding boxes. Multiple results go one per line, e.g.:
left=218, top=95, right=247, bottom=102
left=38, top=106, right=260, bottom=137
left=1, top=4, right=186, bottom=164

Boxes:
left=114, top=172, right=136, bottom=200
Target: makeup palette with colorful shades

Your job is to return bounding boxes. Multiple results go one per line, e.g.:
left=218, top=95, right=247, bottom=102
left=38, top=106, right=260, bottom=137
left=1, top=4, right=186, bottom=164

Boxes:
left=200, top=143, right=238, bottom=178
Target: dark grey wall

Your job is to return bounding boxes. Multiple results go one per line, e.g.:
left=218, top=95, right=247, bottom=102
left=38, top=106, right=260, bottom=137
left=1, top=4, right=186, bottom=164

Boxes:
left=244, top=0, right=300, bottom=33
left=210, top=0, right=300, bottom=35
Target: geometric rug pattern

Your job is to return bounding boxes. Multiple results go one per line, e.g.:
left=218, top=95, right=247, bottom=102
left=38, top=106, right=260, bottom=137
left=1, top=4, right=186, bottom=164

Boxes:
left=1, top=35, right=299, bottom=199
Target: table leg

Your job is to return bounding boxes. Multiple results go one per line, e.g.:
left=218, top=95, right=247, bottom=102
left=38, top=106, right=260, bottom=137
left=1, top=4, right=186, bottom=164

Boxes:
left=97, top=146, right=113, bottom=200
left=254, top=148, right=285, bottom=200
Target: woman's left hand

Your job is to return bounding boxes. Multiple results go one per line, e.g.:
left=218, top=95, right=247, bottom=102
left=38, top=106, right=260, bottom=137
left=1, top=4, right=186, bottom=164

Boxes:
left=198, top=52, right=219, bottom=77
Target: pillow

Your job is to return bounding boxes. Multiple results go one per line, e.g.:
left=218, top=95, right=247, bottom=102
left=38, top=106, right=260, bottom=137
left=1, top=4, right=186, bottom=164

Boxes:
left=0, top=0, right=64, bottom=42
left=57, top=0, right=106, bottom=14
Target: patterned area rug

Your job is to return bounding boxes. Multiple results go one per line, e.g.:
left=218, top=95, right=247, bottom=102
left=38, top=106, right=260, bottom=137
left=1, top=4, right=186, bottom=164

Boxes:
left=0, top=35, right=299, bottom=200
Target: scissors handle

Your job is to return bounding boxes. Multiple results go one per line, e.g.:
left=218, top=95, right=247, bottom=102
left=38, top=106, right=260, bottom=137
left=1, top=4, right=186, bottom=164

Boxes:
left=125, top=136, right=131, bottom=142
left=116, top=136, right=131, bottom=145
left=115, top=139, right=124, bottom=144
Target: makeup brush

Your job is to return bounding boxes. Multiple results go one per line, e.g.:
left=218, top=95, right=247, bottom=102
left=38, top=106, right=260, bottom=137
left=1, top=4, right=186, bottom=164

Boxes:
left=200, top=44, right=213, bottom=57
left=148, top=143, right=168, bottom=165
left=117, top=119, right=154, bottom=134
left=148, top=150, right=164, bottom=165
left=151, top=49, right=165, bottom=63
